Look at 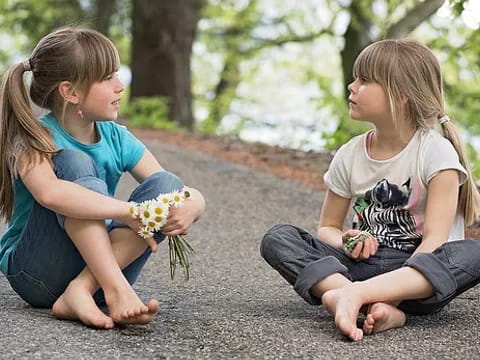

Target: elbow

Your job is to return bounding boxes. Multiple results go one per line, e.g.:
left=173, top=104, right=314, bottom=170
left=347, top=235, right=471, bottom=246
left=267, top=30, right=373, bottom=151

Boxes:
left=36, top=188, right=58, bottom=209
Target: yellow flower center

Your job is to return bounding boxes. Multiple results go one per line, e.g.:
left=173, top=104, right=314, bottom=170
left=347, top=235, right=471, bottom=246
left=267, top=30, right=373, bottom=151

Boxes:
left=148, top=221, right=156, bottom=228
left=154, top=208, right=163, bottom=215
left=155, top=216, right=163, bottom=222
left=143, top=210, right=150, bottom=218
left=174, top=195, right=181, bottom=202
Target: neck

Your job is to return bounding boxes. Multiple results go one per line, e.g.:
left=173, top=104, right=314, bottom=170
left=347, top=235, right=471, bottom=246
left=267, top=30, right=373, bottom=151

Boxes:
left=54, top=109, right=97, bottom=144
left=370, top=123, right=417, bottom=159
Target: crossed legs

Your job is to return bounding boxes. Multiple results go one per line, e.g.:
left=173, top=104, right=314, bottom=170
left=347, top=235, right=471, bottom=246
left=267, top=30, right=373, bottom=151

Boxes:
left=261, top=224, right=480, bottom=341
left=52, top=222, right=158, bottom=328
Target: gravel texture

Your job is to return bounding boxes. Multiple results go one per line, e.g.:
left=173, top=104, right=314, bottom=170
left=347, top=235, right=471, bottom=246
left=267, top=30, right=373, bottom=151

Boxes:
left=0, top=138, right=479, bottom=359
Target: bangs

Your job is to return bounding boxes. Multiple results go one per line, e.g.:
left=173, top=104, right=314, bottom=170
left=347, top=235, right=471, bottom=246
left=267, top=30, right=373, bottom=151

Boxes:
left=353, top=40, right=398, bottom=86
left=74, top=30, right=120, bottom=88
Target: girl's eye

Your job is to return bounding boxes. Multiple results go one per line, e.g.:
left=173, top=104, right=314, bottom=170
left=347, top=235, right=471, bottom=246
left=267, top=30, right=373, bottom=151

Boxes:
left=105, top=72, right=118, bottom=81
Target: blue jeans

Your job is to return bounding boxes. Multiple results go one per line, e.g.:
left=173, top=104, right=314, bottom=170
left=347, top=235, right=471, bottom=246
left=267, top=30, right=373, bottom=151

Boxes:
left=261, top=224, right=480, bottom=315
left=6, top=149, right=183, bottom=308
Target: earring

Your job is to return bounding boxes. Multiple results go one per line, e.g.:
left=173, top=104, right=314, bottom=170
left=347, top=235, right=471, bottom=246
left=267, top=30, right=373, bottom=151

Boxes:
left=76, top=108, right=84, bottom=119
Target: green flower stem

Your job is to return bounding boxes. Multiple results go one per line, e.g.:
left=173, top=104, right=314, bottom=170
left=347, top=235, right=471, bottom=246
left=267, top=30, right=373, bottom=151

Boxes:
left=168, top=235, right=195, bottom=280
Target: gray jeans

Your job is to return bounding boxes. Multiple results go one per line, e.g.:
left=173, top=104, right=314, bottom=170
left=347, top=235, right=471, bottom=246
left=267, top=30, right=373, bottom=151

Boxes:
left=260, top=224, right=480, bottom=315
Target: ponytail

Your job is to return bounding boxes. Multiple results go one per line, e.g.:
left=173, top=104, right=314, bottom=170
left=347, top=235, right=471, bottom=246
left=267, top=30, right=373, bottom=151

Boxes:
left=0, top=63, right=56, bottom=221
left=440, top=118, right=480, bottom=226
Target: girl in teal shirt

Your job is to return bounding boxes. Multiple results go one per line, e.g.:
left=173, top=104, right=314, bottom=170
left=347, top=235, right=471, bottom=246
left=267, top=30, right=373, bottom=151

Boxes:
left=0, top=27, right=205, bottom=329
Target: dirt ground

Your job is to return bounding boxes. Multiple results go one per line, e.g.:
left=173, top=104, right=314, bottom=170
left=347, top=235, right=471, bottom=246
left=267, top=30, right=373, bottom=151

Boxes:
left=131, top=127, right=480, bottom=239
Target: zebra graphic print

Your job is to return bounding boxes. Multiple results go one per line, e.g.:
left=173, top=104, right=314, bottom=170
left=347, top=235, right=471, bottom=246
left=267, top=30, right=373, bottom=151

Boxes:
left=353, top=178, right=421, bottom=252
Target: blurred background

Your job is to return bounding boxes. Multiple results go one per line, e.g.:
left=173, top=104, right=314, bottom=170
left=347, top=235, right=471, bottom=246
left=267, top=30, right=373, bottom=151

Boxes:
left=1, top=0, right=479, bottom=174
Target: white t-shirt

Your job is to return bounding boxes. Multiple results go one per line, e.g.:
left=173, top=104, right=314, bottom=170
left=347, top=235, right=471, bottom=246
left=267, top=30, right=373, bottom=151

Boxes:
left=324, top=128, right=467, bottom=252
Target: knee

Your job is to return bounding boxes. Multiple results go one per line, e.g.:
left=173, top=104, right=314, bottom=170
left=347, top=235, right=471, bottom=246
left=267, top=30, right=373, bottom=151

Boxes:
left=52, top=149, right=98, bottom=181
left=129, top=171, right=184, bottom=204
left=144, top=171, right=184, bottom=194
left=260, top=223, right=298, bottom=263
left=439, top=240, right=480, bottom=271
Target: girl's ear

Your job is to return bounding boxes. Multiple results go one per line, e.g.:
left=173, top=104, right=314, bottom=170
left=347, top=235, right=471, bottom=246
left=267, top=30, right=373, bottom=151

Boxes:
left=57, top=81, right=80, bottom=104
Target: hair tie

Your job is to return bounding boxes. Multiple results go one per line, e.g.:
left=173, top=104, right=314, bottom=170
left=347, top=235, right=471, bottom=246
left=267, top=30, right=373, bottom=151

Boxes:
left=438, top=115, right=450, bottom=125
left=22, top=59, right=31, bottom=72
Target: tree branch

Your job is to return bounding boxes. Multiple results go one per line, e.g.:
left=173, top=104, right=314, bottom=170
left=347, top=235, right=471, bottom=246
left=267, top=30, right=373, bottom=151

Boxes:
left=245, top=29, right=334, bottom=55
left=385, top=0, right=446, bottom=38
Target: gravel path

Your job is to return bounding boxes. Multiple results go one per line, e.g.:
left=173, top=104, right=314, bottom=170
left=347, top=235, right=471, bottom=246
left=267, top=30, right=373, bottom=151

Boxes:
left=0, top=139, right=479, bottom=359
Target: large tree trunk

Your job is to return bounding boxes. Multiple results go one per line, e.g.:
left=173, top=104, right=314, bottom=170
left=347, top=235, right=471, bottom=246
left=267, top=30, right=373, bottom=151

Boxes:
left=92, top=0, right=117, bottom=35
left=131, top=0, right=202, bottom=129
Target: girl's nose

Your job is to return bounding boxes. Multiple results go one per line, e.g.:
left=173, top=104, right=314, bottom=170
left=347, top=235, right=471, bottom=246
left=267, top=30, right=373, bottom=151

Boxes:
left=348, top=80, right=356, bottom=94
left=115, top=78, right=124, bottom=93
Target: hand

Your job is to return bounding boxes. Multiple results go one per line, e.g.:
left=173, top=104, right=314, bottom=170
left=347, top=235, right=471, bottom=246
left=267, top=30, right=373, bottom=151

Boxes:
left=161, top=204, right=196, bottom=236
left=342, top=229, right=378, bottom=260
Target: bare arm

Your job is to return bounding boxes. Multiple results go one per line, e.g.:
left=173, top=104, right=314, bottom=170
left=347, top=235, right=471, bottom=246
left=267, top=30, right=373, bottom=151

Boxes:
left=318, top=189, right=378, bottom=259
left=18, top=154, right=131, bottom=222
left=317, top=189, right=351, bottom=249
left=414, top=169, right=459, bottom=255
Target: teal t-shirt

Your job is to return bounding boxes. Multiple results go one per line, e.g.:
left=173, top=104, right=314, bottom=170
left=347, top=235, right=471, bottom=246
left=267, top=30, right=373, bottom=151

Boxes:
left=0, top=112, right=146, bottom=275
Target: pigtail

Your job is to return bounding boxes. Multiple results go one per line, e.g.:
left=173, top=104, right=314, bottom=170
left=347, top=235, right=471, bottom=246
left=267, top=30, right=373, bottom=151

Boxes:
left=440, top=118, right=480, bottom=226
left=0, top=62, right=56, bottom=221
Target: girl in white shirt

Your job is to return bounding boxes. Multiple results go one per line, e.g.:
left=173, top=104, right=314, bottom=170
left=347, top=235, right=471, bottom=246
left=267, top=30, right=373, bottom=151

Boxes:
left=261, top=39, right=480, bottom=341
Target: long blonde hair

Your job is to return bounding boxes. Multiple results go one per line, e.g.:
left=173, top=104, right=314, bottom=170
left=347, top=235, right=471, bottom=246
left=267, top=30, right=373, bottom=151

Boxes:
left=353, top=38, right=480, bottom=225
left=0, top=27, right=120, bottom=221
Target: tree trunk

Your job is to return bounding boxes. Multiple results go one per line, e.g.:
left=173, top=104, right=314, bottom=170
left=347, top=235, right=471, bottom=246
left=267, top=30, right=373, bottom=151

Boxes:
left=340, top=2, right=373, bottom=101
left=92, top=0, right=117, bottom=35
left=131, top=0, right=202, bottom=129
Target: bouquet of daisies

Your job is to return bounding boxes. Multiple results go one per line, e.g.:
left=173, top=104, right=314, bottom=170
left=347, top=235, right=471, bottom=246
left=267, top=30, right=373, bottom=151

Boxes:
left=129, top=189, right=195, bottom=280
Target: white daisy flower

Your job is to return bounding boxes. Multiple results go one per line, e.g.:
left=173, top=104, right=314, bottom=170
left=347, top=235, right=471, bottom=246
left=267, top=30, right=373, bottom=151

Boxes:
left=171, top=190, right=185, bottom=207
left=138, top=201, right=154, bottom=227
left=157, top=193, right=172, bottom=205
left=128, top=202, right=139, bottom=218
left=138, top=228, right=154, bottom=239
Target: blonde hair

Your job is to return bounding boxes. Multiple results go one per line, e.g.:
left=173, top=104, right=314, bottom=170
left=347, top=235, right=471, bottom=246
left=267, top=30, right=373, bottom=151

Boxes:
left=0, top=27, right=120, bottom=220
left=353, top=38, right=480, bottom=225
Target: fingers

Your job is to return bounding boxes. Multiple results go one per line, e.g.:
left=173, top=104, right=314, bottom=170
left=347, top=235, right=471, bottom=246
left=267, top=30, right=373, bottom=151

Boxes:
left=162, top=215, right=190, bottom=235
left=349, top=242, right=363, bottom=259
left=347, top=236, right=378, bottom=260
left=162, top=227, right=188, bottom=236
left=145, top=237, right=158, bottom=253
left=342, top=229, right=360, bottom=243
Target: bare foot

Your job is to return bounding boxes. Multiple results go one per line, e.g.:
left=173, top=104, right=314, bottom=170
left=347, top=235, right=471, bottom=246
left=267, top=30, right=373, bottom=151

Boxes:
left=106, top=287, right=159, bottom=325
left=322, top=288, right=364, bottom=341
left=53, top=282, right=114, bottom=329
left=363, top=302, right=406, bottom=335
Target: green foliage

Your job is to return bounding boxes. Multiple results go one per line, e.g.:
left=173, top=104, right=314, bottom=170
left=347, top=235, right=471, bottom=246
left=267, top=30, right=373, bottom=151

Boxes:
left=466, top=142, right=480, bottom=180
left=125, top=97, right=179, bottom=131
left=0, top=0, right=87, bottom=49
left=449, top=0, right=467, bottom=15
left=0, top=0, right=131, bottom=63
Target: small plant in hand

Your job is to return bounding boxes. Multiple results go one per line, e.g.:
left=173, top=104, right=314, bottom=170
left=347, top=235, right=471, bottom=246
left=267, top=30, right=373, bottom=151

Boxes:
left=344, top=231, right=371, bottom=252
left=129, top=190, right=195, bottom=280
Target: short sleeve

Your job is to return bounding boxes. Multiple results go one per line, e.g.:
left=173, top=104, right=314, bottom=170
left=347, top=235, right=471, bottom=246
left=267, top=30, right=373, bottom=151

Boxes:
left=115, top=124, right=146, bottom=171
left=421, top=133, right=467, bottom=186
left=323, top=144, right=352, bottom=198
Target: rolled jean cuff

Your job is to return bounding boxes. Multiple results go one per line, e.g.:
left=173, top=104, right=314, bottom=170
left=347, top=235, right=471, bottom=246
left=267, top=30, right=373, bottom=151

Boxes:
left=294, top=256, right=349, bottom=305
left=403, top=252, right=457, bottom=304
left=56, top=176, right=109, bottom=229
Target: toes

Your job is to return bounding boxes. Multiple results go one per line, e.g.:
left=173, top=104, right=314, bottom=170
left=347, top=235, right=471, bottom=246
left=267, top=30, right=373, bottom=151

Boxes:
left=147, top=299, right=159, bottom=314
left=352, top=328, right=364, bottom=341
